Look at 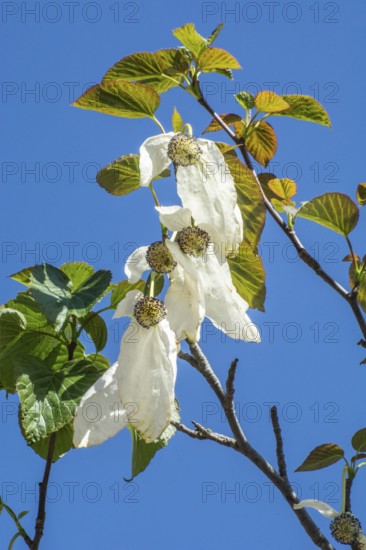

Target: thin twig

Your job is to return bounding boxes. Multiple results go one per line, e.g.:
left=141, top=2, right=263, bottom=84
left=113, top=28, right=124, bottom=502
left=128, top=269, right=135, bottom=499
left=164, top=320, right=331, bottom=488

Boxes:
left=172, top=421, right=237, bottom=449
left=225, top=358, right=238, bottom=406
left=178, top=344, right=335, bottom=550
left=270, top=406, right=288, bottom=481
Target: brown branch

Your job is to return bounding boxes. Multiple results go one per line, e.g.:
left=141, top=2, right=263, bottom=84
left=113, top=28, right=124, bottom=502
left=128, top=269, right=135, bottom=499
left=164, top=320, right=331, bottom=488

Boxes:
left=179, top=343, right=335, bottom=550
left=270, top=406, right=288, bottom=481
left=172, top=421, right=237, bottom=449
left=196, top=87, right=366, bottom=344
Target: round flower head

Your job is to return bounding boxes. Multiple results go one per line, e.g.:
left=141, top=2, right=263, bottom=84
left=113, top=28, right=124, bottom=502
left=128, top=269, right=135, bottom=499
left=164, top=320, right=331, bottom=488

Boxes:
left=134, top=296, right=167, bottom=329
left=146, top=241, right=177, bottom=273
left=330, top=512, right=362, bottom=545
left=176, top=226, right=210, bottom=257
left=167, top=133, right=202, bottom=166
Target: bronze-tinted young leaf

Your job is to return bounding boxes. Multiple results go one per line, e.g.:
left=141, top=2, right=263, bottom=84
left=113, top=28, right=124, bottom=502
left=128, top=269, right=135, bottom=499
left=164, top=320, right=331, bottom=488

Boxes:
left=225, top=157, right=266, bottom=249
left=198, top=48, right=241, bottom=72
left=73, top=81, right=160, bottom=119
left=228, top=242, right=266, bottom=312
left=297, top=193, right=359, bottom=236
left=295, top=443, right=344, bottom=472
left=235, top=90, right=255, bottom=110
left=215, top=141, right=238, bottom=159
left=172, top=107, right=184, bottom=132
left=272, top=95, right=331, bottom=127
left=254, top=91, right=290, bottom=113
left=97, top=154, right=140, bottom=196
left=206, top=23, right=224, bottom=46
left=342, top=254, right=360, bottom=262
left=246, top=121, right=277, bottom=167
left=172, top=23, right=207, bottom=57
left=202, top=113, right=243, bottom=134
left=110, top=280, right=145, bottom=309
left=355, top=273, right=366, bottom=313
left=102, top=49, right=188, bottom=93
left=257, top=173, right=278, bottom=201
left=356, top=183, right=366, bottom=206
left=268, top=178, right=297, bottom=201
left=351, top=428, right=366, bottom=452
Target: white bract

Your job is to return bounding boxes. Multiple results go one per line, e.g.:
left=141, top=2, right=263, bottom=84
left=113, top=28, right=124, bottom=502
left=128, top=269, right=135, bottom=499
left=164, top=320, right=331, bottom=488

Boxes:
left=139, top=132, right=243, bottom=259
left=73, top=290, right=178, bottom=446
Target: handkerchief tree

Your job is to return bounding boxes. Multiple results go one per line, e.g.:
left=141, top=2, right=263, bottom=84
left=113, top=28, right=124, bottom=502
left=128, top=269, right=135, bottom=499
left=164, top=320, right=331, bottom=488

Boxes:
left=2, top=22, right=366, bottom=550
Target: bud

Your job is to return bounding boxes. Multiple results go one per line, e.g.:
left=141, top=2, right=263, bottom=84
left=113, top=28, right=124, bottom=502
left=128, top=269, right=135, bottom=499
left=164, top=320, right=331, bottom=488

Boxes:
left=134, top=297, right=167, bottom=329
left=330, top=512, right=362, bottom=545
left=167, top=133, right=202, bottom=166
left=177, top=226, right=210, bottom=257
left=146, top=242, right=177, bottom=274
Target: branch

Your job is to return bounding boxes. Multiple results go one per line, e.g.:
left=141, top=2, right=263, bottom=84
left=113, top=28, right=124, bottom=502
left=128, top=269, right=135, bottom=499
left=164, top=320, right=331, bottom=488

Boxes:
left=172, top=421, right=237, bottom=449
left=179, top=344, right=335, bottom=550
left=270, top=406, right=288, bottom=481
left=31, top=432, right=57, bottom=550
left=196, top=87, right=366, bottom=343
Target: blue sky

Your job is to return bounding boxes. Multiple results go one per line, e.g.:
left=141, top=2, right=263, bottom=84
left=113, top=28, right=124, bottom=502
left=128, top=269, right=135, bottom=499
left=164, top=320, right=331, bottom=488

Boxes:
left=1, top=1, right=366, bottom=548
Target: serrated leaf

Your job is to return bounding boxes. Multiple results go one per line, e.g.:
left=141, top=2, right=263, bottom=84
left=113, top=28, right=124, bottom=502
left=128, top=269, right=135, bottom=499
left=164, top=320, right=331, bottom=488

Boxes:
left=73, top=81, right=160, bottom=119
left=297, top=193, right=359, bottom=236
left=102, top=49, right=188, bottom=93
left=144, top=273, right=165, bottom=297
left=268, top=178, right=297, bottom=200
left=351, top=428, right=366, bottom=452
left=198, top=48, right=241, bottom=72
left=172, top=23, right=207, bottom=57
left=246, top=121, right=277, bottom=167
left=172, top=107, right=184, bottom=132
left=206, top=23, right=224, bottom=46
left=16, top=356, right=104, bottom=443
left=215, top=141, right=238, bottom=159
left=235, top=90, right=255, bottom=111
left=203, top=113, right=243, bottom=134
left=110, top=280, right=145, bottom=309
left=356, top=183, right=366, bottom=206
left=228, top=242, right=266, bottom=311
left=60, top=262, right=95, bottom=291
left=295, top=443, right=344, bottom=472
left=9, top=267, right=34, bottom=286
left=225, top=157, right=266, bottom=250
left=255, top=91, right=290, bottom=113
left=127, top=403, right=179, bottom=480
left=272, top=95, right=331, bottom=127
left=5, top=292, right=50, bottom=331
left=0, top=309, right=26, bottom=348
left=257, top=173, right=279, bottom=202
left=81, top=313, right=107, bottom=352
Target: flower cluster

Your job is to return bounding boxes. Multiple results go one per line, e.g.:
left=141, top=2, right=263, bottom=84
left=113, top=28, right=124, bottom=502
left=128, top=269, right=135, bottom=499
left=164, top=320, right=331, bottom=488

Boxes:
left=74, top=131, right=260, bottom=447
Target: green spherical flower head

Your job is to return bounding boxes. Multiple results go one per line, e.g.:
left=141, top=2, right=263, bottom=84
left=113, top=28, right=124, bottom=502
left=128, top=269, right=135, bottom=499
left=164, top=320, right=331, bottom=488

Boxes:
left=134, top=297, right=167, bottom=329
left=177, top=226, right=210, bottom=257
left=167, top=133, right=202, bottom=166
left=330, top=512, right=362, bottom=545
left=146, top=242, right=177, bottom=274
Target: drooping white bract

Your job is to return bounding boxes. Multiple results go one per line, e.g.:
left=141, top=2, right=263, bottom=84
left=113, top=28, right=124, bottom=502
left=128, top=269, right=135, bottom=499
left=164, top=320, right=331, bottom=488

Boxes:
left=293, top=499, right=339, bottom=519
left=139, top=132, right=243, bottom=260
left=73, top=362, right=128, bottom=448
left=114, top=290, right=178, bottom=443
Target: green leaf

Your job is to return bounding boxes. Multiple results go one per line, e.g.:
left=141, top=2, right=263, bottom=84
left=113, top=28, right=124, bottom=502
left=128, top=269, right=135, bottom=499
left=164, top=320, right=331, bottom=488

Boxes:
left=26, top=422, right=74, bottom=462
left=295, top=443, right=344, bottom=472
left=9, top=267, right=34, bottom=286
left=225, top=157, right=266, bottom=250
left=102, top=49, right=189, bottom=93
left=172, top=23, right=207, bottom=57
left=80, top=313, right=107, bottom=352
left=356, top=183, right=366, bottom=206
left=5, top=293, right=52, bottom=331
left=97, top=154, right=140, bottom=197
left=272, top=95, right=331, bottom=127
left=228, top=242, right=266, bottom=311
left=352, top=428, right=366, bottom=452
left=268, top=178, right=297, bottom=201
left=29, top=264, right=112, bottom=328
left=297, top=193, right=359, bottom=236
left=246, top=121, right=277, bottom=167
left=127, top=403, right=179, bottom=480
left=0, top=309, right=26, bottom=348
left=110, top=280, right=145, bottom=309
left=172, top=107, right=184, bottom=132
left=144, top=273, right=165, bottom=297
left=9, top=532, right=23, bottom=550
left=202, top=113, right=243, bottom=134
left=16, top=356, right=104, bottom=443
left=206, top=23, right=224, bottom=46
left=254, top=90, right=290, bottom=113
left=60, top=262, right=95, bottom=291
left=198, top=48, right=241, bottom=72
left=215, top=141, right=238, bottom=159
left=73, top=81, right=160, bottom=119
left=235, top=90, right=255, bottom=111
